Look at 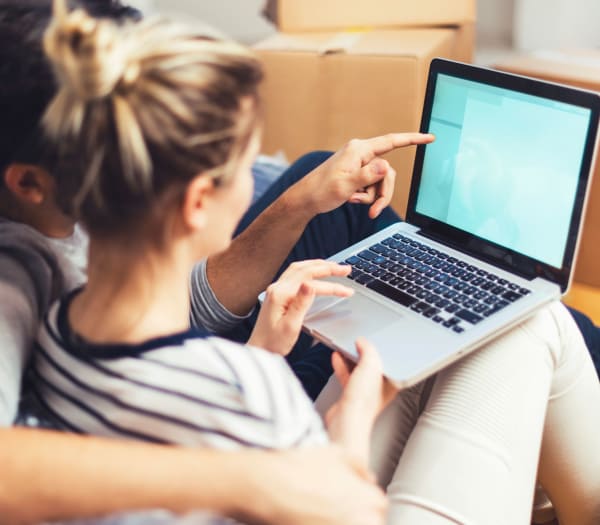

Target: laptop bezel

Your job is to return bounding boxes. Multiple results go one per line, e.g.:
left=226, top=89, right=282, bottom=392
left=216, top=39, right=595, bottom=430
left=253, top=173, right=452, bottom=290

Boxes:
left=406, top=58, right=600, bottom=293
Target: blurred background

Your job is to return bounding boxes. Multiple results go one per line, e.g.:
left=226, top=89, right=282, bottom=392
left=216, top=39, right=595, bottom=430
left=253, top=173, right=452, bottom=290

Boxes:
left=129, top=0, right=600, bottom=58
left=127, top=0, right=600, bottom=316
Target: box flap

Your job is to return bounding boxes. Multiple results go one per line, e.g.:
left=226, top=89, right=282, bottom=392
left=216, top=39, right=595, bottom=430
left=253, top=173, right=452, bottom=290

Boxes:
left=255, top=29, right=455, bottom=58
left=347, top=29, right=455, bottom=57
left=254, top=32, right=359, bottom=54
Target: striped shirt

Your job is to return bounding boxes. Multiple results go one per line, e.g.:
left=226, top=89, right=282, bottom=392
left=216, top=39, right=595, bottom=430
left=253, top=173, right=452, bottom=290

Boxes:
left=32, top=291, right=328, bottom=450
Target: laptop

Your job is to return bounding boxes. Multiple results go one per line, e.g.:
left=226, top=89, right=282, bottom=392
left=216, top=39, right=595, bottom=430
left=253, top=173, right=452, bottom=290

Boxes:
left=302, top=58, right=600, bottom=388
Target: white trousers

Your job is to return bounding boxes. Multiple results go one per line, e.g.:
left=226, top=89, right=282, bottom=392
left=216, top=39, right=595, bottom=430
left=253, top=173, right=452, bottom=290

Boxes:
left=315, top=302, right=600, bottom=525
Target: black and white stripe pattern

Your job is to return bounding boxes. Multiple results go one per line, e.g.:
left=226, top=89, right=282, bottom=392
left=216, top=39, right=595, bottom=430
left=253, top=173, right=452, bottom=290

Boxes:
left=32, top=300, right=327, bottom=450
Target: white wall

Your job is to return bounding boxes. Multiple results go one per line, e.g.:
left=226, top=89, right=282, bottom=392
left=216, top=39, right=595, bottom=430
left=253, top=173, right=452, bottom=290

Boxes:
left=135, top=0, right=516, bottom=47
left=476, top=0, right=514, bottom=47
left=132, top=0, right=600, bottom=51
left=133, top=0, right=276, bottom=43
left=514, top=0, right=600, bottom=50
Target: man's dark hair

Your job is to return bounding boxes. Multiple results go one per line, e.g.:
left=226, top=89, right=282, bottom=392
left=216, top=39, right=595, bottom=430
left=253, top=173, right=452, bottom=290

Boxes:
left=0, top=0, right=140, bottom=179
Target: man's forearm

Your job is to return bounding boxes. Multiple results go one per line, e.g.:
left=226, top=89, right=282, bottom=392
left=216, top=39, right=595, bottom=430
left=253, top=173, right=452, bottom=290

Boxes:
left=207, top=184, right=315, bottom=316
left=0, top=428, right=265, bottom=524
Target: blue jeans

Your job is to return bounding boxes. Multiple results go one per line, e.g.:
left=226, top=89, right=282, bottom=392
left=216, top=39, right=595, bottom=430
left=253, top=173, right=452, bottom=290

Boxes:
left=227, top=151, right=600, bottom=399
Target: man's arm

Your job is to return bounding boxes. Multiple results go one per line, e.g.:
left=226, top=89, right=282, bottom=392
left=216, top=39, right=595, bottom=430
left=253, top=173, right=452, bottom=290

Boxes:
left=206, top=134, right=434, bottom=316
left=0, top=428, right=386, bottom=525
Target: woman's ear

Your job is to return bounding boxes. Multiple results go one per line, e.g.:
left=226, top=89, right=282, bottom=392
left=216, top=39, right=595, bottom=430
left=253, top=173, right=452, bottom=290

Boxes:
left=4, top=164, right=51, bottom=205
left=181, top=174, right=216, bottom=231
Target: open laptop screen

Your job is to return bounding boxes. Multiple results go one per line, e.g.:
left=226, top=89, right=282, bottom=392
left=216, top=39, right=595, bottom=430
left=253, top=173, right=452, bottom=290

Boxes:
left=408, top=59, right=600, bottom=291
left=415, top=73, right=592, bottom=269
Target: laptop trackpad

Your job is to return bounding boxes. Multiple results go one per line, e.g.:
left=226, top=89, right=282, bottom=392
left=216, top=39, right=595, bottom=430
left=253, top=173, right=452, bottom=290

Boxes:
left=305, top=292, right=403, bottom=353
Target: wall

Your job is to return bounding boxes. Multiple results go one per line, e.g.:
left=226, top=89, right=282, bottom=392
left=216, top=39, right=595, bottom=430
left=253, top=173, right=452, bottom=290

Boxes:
left=131, top=1, right=600, bottom=51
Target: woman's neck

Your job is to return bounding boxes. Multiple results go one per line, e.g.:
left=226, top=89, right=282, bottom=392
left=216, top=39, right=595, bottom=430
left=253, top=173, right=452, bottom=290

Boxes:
left=70, top=237, right=195, bottom=345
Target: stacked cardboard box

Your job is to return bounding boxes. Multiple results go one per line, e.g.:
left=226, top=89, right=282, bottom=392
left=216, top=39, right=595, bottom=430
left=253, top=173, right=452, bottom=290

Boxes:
left=495, top=51, right=600, bottom=297
left=255, top=1, right=477, bottom=214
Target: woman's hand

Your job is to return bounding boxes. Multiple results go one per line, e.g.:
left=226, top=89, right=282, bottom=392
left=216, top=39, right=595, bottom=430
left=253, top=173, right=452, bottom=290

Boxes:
left=326, top=338, right=399, bottom=464
left=248, top=260, right=354, bottom=355
left=292, top=132, right=435, bottom=219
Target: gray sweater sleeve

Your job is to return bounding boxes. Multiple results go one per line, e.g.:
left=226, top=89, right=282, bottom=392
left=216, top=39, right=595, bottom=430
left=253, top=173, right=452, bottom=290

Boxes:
left=189, top=259, right=255, bottom=334
left=0, top=227, right=64, bottom=426
left=0, top=254, right=53, bottom=425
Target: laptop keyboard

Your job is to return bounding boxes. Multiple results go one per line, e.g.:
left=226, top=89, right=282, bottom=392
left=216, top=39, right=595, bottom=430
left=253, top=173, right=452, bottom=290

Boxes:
left=344, top=234, right=531, bottom=333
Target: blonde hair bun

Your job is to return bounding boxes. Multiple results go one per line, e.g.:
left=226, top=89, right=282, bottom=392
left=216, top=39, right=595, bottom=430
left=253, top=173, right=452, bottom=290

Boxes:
left=44, top=0, right=135, bottom=102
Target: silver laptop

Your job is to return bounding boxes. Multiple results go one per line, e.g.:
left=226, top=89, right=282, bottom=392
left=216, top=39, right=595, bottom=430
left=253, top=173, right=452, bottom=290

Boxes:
left=302, top=58, right=600, bottom=388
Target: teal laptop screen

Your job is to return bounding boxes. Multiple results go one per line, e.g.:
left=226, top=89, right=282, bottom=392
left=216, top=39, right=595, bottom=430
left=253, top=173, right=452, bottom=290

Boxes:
left=415, top=73, right=592, bottom=269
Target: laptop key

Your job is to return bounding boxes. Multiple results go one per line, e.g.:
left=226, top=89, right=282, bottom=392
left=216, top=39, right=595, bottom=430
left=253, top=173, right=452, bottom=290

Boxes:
left=464, top=299, right=478, bottom=309
left=502, top=290, right=523, bottom=302
left=442, top=317, right=460, bottom=327
left=358, top=250, right=378, bottom=261
left=416, top=289, right=429, bottom=299
left=370, top=244, right=387, bottom=254
left=397, top=280, right=410, bottom=290
left=423, top=307, right=440, bottom=318
left=473, top=304, right=489, bottom=314
left=381, top=272, right=395, bottom=282
left=345, top=256, right=362, bottom=265
left=452, top=326, right=465, bottom=334
left=355, top=273, right=375, bottom=286
left=366, top=280, right=417, bottom=307
left=410, top=302, right=429, bottom=313
left=456, top=309, right=484, bottom=324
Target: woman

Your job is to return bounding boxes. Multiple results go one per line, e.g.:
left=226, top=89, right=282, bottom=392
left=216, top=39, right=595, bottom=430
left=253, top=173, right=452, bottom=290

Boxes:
left=32, top=1, right=600, bottom=523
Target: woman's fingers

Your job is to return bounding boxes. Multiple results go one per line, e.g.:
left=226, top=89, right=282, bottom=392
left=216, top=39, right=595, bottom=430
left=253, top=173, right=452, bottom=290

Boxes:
left=332, top=351, right=353, bottom=389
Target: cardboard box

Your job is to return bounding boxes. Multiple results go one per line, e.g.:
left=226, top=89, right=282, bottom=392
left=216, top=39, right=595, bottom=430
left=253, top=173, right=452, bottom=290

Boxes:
left=495, top=51, right=600, bottom=286
left=452, top=22, right=475, bottom=64
left=255, top=28, right=457, bottom=214
left=263, top=0, right=476, bottom=32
